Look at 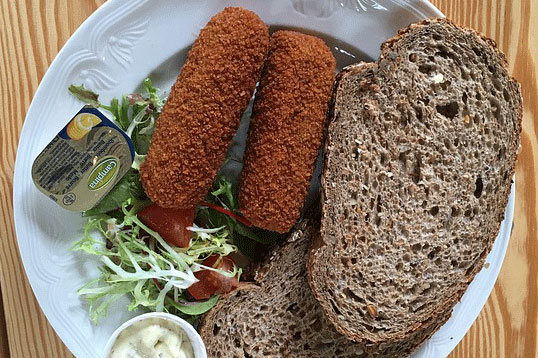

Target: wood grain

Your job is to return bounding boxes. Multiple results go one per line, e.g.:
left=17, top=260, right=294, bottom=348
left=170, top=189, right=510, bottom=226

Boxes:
left=0, top=286, right=10, bottom=358
left=0, top=0, right=536, bottom=357
left=430, top=1, right=538, bottom=357
left=0, top=1, right=105, bottom=357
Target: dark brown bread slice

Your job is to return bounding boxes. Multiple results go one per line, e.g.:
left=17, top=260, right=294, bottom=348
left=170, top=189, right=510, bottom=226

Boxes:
left=308, top=18, right=522, bottom=343
left=199, top=219, right=447, bottom=357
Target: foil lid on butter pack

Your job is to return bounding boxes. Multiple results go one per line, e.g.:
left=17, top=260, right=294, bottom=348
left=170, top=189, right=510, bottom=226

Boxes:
left=32, top=106, right=135, bottom=211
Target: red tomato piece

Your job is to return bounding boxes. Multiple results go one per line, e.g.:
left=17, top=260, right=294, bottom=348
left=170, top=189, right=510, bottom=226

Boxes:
left=188, top=255, right=239, bottom=300
left=200, top=202, right=253, bottom=227
left=138, top=204, right=195, bottom=248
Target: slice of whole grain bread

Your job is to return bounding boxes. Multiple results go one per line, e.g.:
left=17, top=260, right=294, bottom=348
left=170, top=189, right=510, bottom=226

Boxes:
left=307, top=18, right=522, bottom=343
left=199, top=219, right=447, bottom=357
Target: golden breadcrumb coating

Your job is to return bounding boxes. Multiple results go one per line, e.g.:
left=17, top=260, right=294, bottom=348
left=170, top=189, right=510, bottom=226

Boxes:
left=239, top=31, right=336, bottom=233
left=140, top=7, right=268, bottom=208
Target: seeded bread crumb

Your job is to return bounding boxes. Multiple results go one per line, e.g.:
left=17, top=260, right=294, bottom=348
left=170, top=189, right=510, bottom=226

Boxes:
left=307, top=18, right=522, bottom=343
left=202, top=219, right=451, bottom=357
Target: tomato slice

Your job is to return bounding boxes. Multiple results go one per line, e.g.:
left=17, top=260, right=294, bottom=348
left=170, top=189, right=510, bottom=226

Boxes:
left=188, top=255, right=239, bottom=300
left=138, top=204, right=195, bottom=248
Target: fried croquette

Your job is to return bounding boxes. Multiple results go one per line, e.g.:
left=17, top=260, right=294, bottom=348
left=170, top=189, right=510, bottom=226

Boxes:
left=140, top=7, right=268, bottom=209
left=239, top=31, right=336, bottom=233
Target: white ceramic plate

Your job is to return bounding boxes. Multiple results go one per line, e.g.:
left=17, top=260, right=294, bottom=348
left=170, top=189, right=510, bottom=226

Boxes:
left=13, top=1, right=514, bottom=357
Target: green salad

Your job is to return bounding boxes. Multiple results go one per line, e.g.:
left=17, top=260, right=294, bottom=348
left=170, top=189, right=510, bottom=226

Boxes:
left=69, top=80, right=283, bottom=325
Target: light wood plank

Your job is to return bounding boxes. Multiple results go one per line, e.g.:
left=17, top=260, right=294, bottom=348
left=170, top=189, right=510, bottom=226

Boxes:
left=0, top=0, right=536, bottom=357
left=0, top=1, right=105, bottom=357
left=0, top=285, right=10, bottom=358
left=431, top=0, right=538, bottom=357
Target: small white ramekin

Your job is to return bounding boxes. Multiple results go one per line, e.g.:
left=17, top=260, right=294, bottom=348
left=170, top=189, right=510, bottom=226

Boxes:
left=102, top=312, right=207, bottom=358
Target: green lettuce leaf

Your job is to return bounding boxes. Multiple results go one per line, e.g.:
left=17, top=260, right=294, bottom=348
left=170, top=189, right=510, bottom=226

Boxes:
left=172, top=295, right=220, bottom=315
left=83, top=170, right=148, bottom=216
left=68, top=84, right=100, bottom=107
left=73, top=200, right=239, bottom=324
left=199, top=176, right=286, bottom=258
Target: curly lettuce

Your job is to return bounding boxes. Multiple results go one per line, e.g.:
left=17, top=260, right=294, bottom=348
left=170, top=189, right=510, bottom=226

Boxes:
left=72, top=202, right=239, bottom=324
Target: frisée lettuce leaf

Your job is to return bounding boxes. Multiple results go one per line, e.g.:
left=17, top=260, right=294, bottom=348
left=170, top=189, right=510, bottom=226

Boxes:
left=68, top=78, right=280, bottom=326
left=72, top=201, right=239, bottom=324
left=69, top=80, right=241, bottom=325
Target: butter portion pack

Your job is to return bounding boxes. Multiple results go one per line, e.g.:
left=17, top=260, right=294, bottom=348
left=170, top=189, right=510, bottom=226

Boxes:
left=32, top=106, right=134, bottom=211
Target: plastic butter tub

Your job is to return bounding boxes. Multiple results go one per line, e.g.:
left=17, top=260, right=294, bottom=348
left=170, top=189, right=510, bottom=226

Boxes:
left=32, top=106, right=134, bottom=211
left=103, top=312, right=207, bottom=358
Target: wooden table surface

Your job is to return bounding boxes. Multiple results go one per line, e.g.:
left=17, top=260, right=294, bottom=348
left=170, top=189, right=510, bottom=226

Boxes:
left=0, top=0, right=536, bottom=357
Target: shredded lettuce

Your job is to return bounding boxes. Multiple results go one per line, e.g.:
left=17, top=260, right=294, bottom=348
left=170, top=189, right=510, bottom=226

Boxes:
left=69, top=80, right=241, bottom=325
left=72, top=201, right=238, bottom=324
left=69, top=78, right=281, bottom=326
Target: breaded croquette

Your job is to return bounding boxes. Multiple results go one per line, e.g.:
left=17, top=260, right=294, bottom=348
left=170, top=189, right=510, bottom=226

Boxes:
left=140, top=7, right=269, bottom=209
left=239, top=31, right=336, bottom=233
